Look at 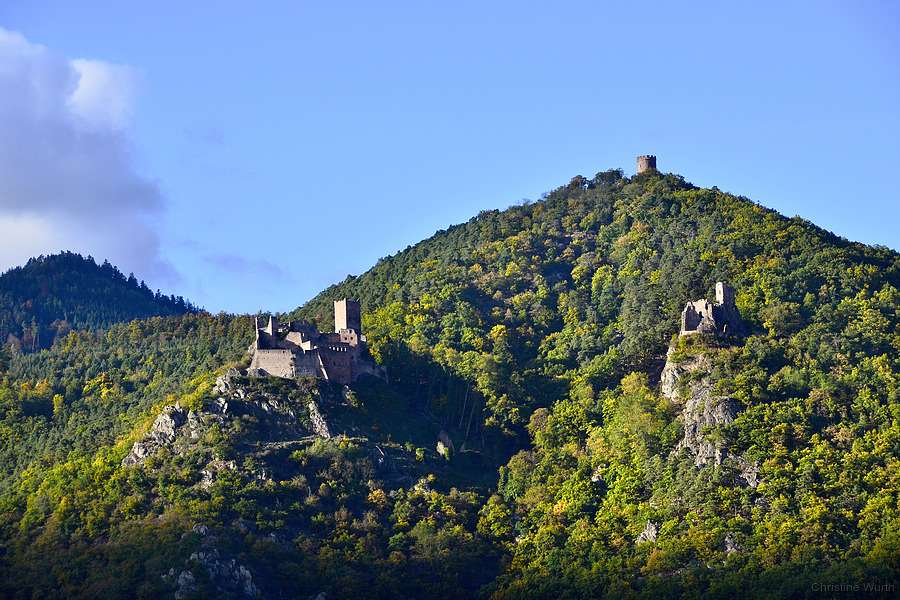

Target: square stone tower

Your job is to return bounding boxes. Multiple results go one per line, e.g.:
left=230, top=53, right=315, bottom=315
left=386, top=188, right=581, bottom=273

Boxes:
left=637, top=155, right=657, bottom=173
left=715, top=282, right=735, bottom=306
left=334, top=298, right=362, bottom=333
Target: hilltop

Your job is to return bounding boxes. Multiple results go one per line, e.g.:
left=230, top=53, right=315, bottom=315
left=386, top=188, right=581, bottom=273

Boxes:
left=0, top=166, right=897, bottom=598
left=0, top=252, right=195, bottom=352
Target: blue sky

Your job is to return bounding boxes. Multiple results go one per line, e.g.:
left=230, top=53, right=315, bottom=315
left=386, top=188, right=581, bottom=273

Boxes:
left=1, top=1, right=898, bottom=313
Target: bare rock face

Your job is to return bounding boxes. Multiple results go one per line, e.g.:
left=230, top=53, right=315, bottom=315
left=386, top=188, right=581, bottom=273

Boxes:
left=122, top=401, right=231, bottom=467
left=214, top=368, right=240, bottom=394
left=165, top=546, right=259, bottom=599
left=123, top=371, right=333, bottom=468
left=661, top=345, right=758, bottom=480
left=189, top=549, right=259, bottom=598
left=307, top=398, right=331, bottom=439
left=635, top=520, right=658, bottom=544
left=436, top=430, right=454, bottom=460
left=732, top=456, right=760, bottom=488
left=123, top=405, right=188, bottom=466
left=660, top=346, right=709, bottom=403
left=436, top=440, right=450, bottom=460
left=200, top=459, right=238, bottom=490
left=168, top=569, right=196, bottom=600
left=676, top=391, right=739, bottom=467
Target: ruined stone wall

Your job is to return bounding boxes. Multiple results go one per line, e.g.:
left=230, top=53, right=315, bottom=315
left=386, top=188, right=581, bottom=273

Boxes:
left=681, top=299, right=716, bottom=334
left=712, top=303, right=744, bottom=336
left=265, top=316, right=278, bottom=336
left=250, top=349, right=295, bottom=378
left=293, top=351, right=325, bottom=379
left=716, top=282, right=735, bottom=306
left=679, top=282, right=744, bottom=336
left=254, top=330, right=283, bottom=350
left=319, top=346, right=354, bottom=385
left=339, top=329, right=360, bottom=346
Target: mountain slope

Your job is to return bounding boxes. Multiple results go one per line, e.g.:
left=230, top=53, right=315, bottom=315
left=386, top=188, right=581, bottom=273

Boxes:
left=293, top=169, right=898, bottom=438
left=0, top=312, right=251, bottom=489
left=0, top=168, right=897, bottom=598
left=0, top=252, right=196, bottom=352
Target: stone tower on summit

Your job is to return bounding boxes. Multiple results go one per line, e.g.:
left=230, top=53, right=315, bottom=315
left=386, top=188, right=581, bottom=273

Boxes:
left=637, top=155, right=657, bottom=174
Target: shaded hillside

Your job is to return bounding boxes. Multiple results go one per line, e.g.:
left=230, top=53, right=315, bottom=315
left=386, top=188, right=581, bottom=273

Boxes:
left=0, top=313, right=251, bottom=489
left=0, top=373, right=501, bottom=599
left=0, top=252, right=196, bottom=352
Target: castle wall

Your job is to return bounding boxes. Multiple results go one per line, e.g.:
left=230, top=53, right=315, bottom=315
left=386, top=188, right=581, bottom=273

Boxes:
left=265, top=315, right=278, bottom=336
left=293, top=351, right=325, bottom=379
left=716, top=282, right=735, bottom=305
left=250, top=349, right=295, bottom=378
left=679, top=283, right=744, bottom=336
left=339, top=329, right=360, bottom=346
left=319, top=346, right=354, bottom=385
left=255, top=330, right=281, bottom=350
left=682, top=299, right=715, bottom=334
left=249, top=298, right=383, bottom=385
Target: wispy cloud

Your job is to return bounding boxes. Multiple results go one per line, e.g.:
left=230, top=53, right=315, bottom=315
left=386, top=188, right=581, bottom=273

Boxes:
left=0, top=27, right=176, bottom=282
left=204, top=253, right=292, bottom=281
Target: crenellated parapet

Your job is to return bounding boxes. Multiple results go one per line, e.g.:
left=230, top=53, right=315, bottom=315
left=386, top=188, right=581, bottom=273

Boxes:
left=637, top=155, right=657, bottom=174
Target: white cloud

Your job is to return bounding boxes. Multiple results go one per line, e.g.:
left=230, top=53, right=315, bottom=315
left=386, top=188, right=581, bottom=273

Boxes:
left=0, top=214, right=58, bottom=267
left=0, top=27, right=175, bottom=282
left=68, top=58, right=139, bottom=131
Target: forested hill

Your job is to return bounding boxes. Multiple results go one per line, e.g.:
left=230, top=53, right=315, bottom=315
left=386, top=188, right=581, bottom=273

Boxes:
left=0, top=252, right=195, bottom=352
left=0, top=168, right=897, bottom=598
left=291, top=168, right=898, bottom=439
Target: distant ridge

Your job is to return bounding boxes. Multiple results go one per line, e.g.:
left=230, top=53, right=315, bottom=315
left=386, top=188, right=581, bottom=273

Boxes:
left=0, top=251, right=196, bottom=352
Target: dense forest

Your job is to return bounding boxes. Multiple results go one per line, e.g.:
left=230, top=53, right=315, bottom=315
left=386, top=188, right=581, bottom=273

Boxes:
left=0, top=252, right=196, bottom=352
left=0, top=168, right=897, bottom=598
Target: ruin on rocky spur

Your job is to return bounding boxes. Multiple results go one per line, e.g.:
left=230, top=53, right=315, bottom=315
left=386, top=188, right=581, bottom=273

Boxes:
left=679, top=281, right=745, bottom=337
left=249, top=298, right=384, bottom=385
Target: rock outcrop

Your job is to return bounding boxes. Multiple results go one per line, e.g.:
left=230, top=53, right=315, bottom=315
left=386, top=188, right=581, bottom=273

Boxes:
left=724, top=532, right=741, bottom=555
left=635, top=520, right=658, bottom=544
left=661, top=345, right=759, bottom=486
left=436, top=430, right=454, bottom=460
left=307, top=398, right=332, bottom=439
left=164, top=526, right=260, bottom=599
left=123, top=370, right=335, bottom=468
left=123, top=405, right=188, bottom=466
left=661, top=347, right=737, bottom=466
left=189, top=549, right=259, bottom=598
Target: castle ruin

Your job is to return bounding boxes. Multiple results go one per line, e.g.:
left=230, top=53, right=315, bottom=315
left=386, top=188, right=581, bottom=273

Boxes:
left=680, top=282, right=744, bottom=337
left=637, top=154, right=657, bottom=174
left=249, top=299, right=384, bottom=385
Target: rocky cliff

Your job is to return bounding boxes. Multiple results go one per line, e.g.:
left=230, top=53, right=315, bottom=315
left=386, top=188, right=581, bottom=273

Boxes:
left=660, top=343, right=758, bottom=487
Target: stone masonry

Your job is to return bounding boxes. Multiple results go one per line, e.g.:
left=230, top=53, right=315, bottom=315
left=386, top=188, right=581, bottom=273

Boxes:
left=637, top=154, right=657, bottom=173
left=679, top=282, right=744, bottom=337
left=248, top=299, right=384, bottom=385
